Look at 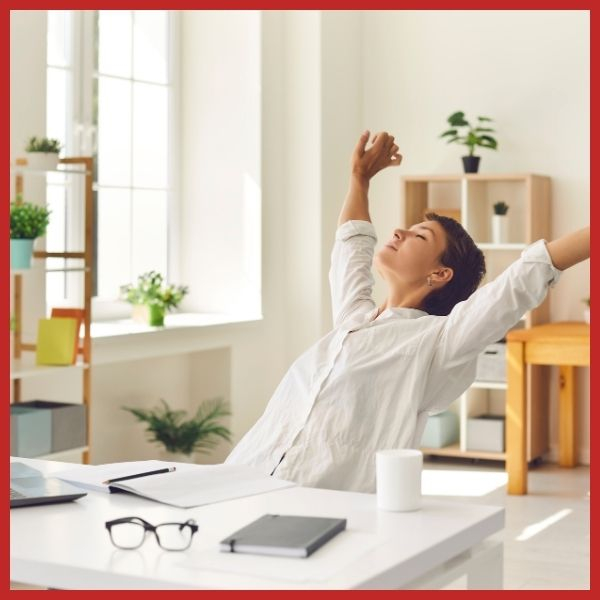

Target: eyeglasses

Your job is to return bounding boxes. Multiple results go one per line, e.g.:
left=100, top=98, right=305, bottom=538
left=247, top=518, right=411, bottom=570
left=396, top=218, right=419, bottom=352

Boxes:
left=105, top=516, right=198, bottom=551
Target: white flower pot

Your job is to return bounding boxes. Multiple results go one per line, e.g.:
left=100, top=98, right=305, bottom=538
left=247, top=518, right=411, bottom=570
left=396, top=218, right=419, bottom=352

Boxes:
left=491, top=214, right=509, bottom=244
left=584, top=308, right=590, bottom=324
left=25, top=152, right=60, bottom=171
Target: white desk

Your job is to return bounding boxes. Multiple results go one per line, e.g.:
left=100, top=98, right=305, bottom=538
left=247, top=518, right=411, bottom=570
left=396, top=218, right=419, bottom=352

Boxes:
left=11, top=458, right=504, bottom=590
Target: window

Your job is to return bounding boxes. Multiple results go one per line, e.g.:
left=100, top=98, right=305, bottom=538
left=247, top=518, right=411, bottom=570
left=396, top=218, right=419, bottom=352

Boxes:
left=46, top=10, right=176, bottom=317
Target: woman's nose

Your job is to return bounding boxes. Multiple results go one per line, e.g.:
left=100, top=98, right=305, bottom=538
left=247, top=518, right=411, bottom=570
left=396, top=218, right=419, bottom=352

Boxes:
left=393, top=229, right=408, bottom=240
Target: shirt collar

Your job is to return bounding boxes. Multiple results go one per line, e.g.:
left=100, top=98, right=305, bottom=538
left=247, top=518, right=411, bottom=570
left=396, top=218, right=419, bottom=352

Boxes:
left=369, top=306, right=429, bottom=322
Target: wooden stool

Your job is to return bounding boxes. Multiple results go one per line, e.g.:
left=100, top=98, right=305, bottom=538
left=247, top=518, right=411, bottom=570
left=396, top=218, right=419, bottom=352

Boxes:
left=506, top=322, right=590, bottom=495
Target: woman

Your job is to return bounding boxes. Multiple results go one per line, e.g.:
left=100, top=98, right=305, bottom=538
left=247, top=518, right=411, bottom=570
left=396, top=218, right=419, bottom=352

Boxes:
left=225, top=130, right=590, bottom=493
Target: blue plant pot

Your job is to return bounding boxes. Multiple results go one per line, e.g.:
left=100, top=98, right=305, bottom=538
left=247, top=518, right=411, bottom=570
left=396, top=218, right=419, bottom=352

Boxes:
left=10, top=239, right=34, bottom=270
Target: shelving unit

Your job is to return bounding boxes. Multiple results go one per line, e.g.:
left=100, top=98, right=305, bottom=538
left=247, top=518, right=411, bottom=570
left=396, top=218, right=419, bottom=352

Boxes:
left=10, top=156, right=94, bottom=464
left=402, top=173, right=551, bottom=463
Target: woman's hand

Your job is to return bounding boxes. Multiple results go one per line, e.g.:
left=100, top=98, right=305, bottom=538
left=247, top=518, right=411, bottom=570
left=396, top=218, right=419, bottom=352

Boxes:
left=350, top=130, right=402, bottom=184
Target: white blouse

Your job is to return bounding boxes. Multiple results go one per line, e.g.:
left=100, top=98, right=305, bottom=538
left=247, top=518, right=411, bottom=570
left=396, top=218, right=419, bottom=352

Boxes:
left=225, top=220, right=562, bottom=493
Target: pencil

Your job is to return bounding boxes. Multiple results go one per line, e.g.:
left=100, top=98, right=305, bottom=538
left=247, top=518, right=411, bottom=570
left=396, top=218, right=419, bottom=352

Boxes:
left=102, top=466, right=176, bottom=485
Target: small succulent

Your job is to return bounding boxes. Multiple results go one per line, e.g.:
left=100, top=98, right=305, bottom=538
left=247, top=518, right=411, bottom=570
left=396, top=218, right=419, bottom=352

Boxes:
left=493, top=201, right=509, bottom=216
left=25, top=136, right=62, bottom=154
left=583, top=297, right=590, bottom=307
left=10, top=199, right=51, bottom=239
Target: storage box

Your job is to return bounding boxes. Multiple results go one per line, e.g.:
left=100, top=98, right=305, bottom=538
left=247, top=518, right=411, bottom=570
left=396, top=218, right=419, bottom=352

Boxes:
left=476, top=343, right=507, bottom=382
left=18, top=400, right=86, bottom=453
left=466, top=414, right=505, bottom=453
left=10, top=405, right=52, bottom=457
left=421, top=411, right=459, bottom=448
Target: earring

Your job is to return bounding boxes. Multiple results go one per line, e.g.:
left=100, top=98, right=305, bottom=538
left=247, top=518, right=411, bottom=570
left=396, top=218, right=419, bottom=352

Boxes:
left=427, top=276, right=433, bottom=287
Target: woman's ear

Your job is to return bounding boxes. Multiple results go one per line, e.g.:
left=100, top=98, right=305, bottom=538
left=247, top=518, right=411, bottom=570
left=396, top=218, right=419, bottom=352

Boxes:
left=432, top=267, right=453, bottom=285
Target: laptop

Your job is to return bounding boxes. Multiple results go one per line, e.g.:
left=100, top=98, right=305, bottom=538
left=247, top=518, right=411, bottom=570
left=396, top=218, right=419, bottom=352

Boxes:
left=10, top=462, right=87, bottom=508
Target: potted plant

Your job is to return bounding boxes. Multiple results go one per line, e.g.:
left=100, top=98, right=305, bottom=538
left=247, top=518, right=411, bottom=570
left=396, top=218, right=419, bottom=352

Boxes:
left=25, top=136, right=63, bottom=170
left=439, top=111, right=498, bottom=173
left=491, top=201, right=509, bottom=244
left=10, top=196, right=51, bottom=269
left=120, top=271, right=188, bottom=326
left=123, top=397, right=232, bottom=462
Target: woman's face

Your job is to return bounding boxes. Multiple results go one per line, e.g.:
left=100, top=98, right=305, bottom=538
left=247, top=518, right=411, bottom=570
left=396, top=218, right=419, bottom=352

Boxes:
left=373, top=220, right=449, bottom=285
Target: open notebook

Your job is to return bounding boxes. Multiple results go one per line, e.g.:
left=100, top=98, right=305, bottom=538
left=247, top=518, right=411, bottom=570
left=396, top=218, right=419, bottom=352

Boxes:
left=54, top=461, right=295, bottom=508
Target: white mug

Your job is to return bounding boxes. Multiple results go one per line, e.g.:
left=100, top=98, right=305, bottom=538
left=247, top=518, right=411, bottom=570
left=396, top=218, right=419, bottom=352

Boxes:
left=376, top=449, right=423, bottom=511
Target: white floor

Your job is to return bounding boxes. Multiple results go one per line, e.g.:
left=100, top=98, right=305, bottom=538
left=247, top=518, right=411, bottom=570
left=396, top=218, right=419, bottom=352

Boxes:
left=11, top=459, right=590, bottom=590
left=422, top=457, right=590, bottom=590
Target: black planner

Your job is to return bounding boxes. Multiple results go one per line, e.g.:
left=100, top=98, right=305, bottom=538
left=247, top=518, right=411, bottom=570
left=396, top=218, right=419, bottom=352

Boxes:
left=219, top=514, right=347, bottom=558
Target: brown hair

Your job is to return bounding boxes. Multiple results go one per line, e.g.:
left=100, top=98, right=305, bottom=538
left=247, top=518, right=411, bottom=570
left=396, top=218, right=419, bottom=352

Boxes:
left=422, top=212, right=486, bottom=316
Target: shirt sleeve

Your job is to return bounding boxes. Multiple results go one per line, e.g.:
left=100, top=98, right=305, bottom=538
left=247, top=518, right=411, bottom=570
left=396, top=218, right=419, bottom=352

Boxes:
left=431, top=239, right=562, bottom=370
left=329, top=220, right=378, bottom=328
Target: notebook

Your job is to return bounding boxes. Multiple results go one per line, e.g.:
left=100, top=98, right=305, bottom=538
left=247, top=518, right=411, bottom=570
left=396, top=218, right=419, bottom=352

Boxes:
left=54, top=461, right=296, bottom=508
left=50, top=307, right=84, bottom=364
left=10, top=461, right=87, bottom=508
left=35, top=317, right=78, bottom=365
left=219, top=514, right=347, bottom=558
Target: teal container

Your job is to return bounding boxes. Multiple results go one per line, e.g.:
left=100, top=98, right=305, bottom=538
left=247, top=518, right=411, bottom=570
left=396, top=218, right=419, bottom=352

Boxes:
left=10, top=239, right=34, bottom=270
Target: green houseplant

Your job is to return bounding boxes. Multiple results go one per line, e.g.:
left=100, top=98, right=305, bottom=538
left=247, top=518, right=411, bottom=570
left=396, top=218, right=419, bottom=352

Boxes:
left=25, top=136, right=63, bottom=170
left=123, top=397, right=232, bottom=459
left=10, top=197, right=51, bottom=269
left=121, top=270, right=188, bottom=326
left=491, top=201, right=509, bottom=244
left=439, top=111, right=498, bottom=173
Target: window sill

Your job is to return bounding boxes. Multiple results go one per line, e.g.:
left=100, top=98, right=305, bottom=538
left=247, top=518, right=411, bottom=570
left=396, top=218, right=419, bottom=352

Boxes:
left=91, top=311, right=262, bottom=340
left=90, top=312, right=263, bottom=365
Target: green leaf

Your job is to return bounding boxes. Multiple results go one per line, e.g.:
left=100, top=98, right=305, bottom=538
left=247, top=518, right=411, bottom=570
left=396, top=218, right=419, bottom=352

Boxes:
left=474, top=127, right=495, bottom=133
left=439, top=129, right=458, bottom=138
left=478, top=135, right=498, bottom=149
left=447, top=111, right=469, bottom=127
left=123, top=397, right=231, bottom=456
left=477, top=116, right=493, bottom=122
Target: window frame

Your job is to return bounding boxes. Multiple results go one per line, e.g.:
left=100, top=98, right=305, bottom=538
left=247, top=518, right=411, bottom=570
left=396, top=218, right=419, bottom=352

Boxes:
left=46, top=10, right=180, bottom=322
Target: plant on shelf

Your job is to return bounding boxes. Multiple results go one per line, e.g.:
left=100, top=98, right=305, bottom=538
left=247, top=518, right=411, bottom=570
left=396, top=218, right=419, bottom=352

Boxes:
left=120, top=270, right=188, bottom=326
left=439, top=111, right=498, bottom=173
left=491, top=201, right=509, bottom=245
left=493, top=201, right=509, bottom=215
left=582, top=297, right=590, bottom=324
left=24, top=136, right=63, bottom=170
left=10, top=195, right=51, bottom=270
left=123, top=397, right=232, bottom=459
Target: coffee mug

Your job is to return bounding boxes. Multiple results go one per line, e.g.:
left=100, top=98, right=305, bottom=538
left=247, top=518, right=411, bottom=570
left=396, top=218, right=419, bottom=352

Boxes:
left=376, top=448, right=423, bottom=511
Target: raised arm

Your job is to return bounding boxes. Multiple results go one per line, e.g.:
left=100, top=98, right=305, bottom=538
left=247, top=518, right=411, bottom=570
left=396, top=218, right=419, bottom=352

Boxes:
left=431, top=226, right=590, bottom=371
left=546, top=226, right=590, bottom=270
left=337, top=131, right=402, bottom=227
left=329, top=131, right=402, bottom=327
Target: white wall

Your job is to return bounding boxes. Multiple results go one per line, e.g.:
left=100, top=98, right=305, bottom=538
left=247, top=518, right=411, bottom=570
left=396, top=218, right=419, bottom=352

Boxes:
left=361, top=10, right=590, bottom=462
left=179, top=10, right=262, bottom=317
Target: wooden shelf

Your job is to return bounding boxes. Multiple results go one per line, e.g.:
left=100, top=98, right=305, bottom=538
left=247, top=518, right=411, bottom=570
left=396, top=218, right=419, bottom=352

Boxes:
left=10, top=165, right=91, bottom=176
left=11, top=155, right=94, bottom=466
left=10, top=359, right=89, bottom=380
left=402, top=173, right=542, bottom=183
left=421, top=443, right=506, bottom=461
left=404, top=172, right=551, bottom=463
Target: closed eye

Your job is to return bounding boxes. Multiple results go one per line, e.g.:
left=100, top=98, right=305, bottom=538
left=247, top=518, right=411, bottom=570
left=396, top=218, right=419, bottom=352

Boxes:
left=416, top=234, right=426, bottom=240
